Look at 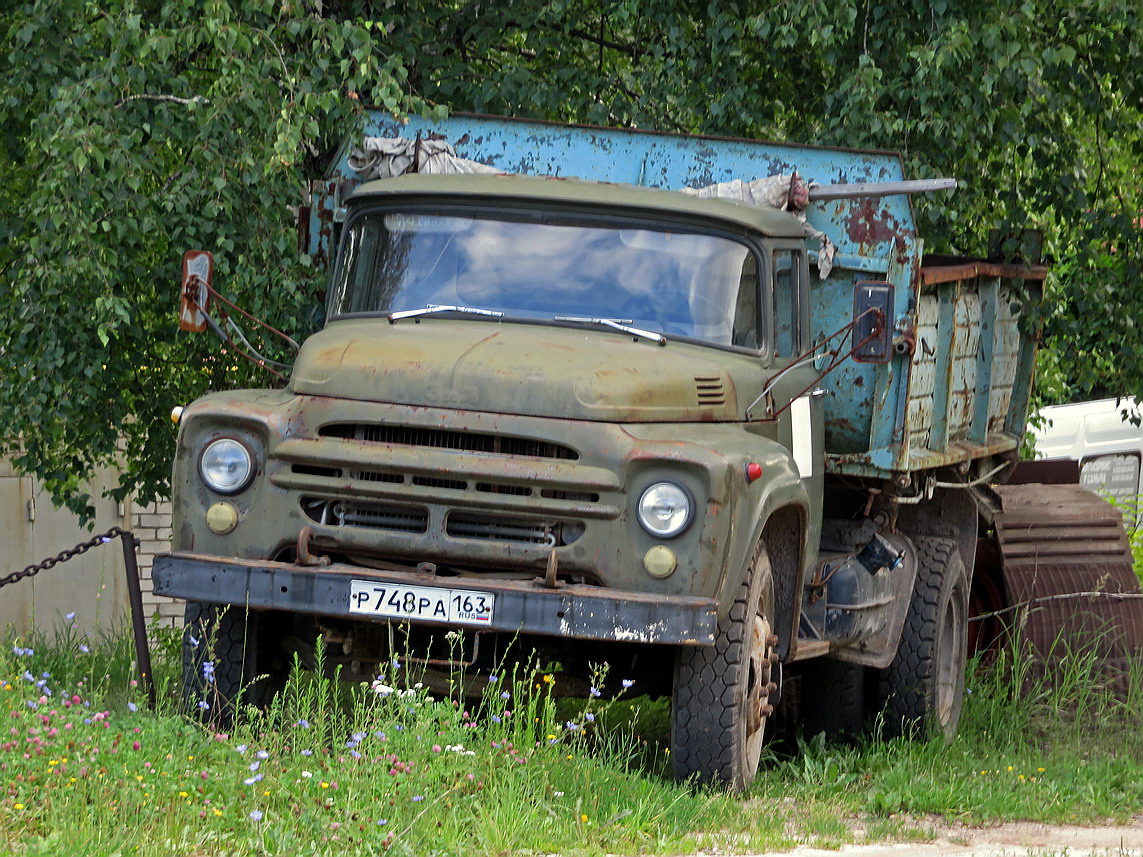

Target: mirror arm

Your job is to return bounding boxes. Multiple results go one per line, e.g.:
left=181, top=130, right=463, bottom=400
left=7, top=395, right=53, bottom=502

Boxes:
left=746, top=308, right=882, bottom=420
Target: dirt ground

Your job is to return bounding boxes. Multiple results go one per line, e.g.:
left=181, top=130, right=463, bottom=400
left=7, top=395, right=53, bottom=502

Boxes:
left=764, top=818, right=1143, bottom=856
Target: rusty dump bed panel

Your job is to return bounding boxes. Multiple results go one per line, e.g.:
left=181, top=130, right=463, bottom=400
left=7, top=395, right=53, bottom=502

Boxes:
left=992, top=483, right=1143, bottom=691
left=307, top=112, right=1042, bottom=481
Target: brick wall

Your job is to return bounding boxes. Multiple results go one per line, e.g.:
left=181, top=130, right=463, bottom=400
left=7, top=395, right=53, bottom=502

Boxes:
left=132, top=499, right=182, bottom=627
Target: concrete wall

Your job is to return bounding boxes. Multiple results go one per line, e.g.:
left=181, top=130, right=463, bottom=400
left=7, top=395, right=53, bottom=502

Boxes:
left=0, top=461, right=179, bottom=635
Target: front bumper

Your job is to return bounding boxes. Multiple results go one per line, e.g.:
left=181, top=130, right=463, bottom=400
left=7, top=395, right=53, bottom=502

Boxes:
left=152, top=552, right=717, bottom=646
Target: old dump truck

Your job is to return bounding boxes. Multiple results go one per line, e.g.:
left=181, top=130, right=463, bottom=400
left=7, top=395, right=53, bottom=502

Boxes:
left=153, top=114, right=1141, bottom=792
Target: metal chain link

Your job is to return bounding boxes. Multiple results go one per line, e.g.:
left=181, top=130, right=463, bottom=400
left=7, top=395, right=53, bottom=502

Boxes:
left=0, top=526, right=132, bottom=588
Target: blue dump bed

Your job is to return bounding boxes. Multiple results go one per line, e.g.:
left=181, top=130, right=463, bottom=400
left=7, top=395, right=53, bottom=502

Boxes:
left=305, top=113, right=1042, bottom=481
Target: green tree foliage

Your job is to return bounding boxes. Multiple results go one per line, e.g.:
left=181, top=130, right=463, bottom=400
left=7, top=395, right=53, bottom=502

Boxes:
left=378, top=0, right=1141, bottom=399
left=0, top=0, right=427, bottom=517
left=1, top=0, right=1140, bottom=515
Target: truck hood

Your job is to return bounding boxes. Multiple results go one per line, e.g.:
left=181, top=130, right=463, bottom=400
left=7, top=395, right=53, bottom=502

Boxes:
left=289, top=319, right=743, bottom=422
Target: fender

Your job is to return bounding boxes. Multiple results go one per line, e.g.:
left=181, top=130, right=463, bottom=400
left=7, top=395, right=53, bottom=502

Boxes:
left=708, top=435, right=814, bottom=661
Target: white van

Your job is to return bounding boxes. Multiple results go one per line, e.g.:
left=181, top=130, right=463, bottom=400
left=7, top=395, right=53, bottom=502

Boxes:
left=1032, top=397, right=1143, bottom=511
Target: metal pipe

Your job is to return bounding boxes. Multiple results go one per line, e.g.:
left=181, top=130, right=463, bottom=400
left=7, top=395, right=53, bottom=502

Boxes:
left=119, top=532, right=156, bottom=709
left=808, top=178, right=958, bottom=200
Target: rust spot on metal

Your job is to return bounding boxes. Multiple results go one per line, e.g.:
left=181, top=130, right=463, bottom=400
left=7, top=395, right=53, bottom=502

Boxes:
left=846, top=200, right=903, bottom=249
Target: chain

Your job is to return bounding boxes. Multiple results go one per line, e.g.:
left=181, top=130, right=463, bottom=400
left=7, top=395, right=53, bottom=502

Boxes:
left=0, top=526, right=133, bottom=589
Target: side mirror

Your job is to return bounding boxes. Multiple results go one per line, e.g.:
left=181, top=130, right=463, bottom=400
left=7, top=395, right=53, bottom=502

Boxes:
left=179, top=250, right=213, bottom=333
left=852, top=281, right=894, bottom=364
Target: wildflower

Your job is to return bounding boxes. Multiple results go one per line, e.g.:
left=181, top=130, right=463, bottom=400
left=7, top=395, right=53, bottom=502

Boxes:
left=372, top=681, right=395, bottom=697
left=589, top=686, right=601, bottom=698
left=188, top=635, right=200, bottom=646
left=249, top=761, right=261, bottom=772
left=256, top=750, right=269, bottom=759
left=127, top=702, right=138, bottom=713
left=621, top=679, right=634, bottom=689
left=296, top=719, right=310, bottom=728
left=491, top=715, right=501, bottom=724
left=79, top=644, right=90, bottom=654
left=487, top=675, right=499, bottom=683
left=132, top=741, right=141, bottom=751
left=66, top=612, right=76, bottom=621
left=377, top=819, right=388, bottom=826
left=236, top=744, right=248, bottom=754
left=542, top=674, right=553, bottom=684
left=565, top=721, right=581, bottom=731
left=500, top=691, right=510, bottom=700
left=201, top=661, right=215, bottom=683
left=302, top=771, right=313, bottom=778
left=584, top=712, right=595, bottom=723
left=301, top=749, right=313, bottom=756
left=249, top=810, right=263, bottom=821
left=197, top=700, right=210, bottom=711
left=580, top=813, right=589, bottom=823
left=412, top=795, right=424, bottom=802
left=244, top=773, right=264, bottom=786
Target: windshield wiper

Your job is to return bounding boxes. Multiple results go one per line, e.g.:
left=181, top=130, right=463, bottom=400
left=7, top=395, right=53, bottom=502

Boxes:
left=553, top=316, right=666, bottom=346
left=388, top=304, right=504, bottom=323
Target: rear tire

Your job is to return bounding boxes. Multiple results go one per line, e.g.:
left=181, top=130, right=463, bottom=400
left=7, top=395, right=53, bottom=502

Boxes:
left=182, top=602, right=287, bottom=725
left=880, top=536, right=968, bottom=741
left=798, top=657, right=866, bottom=740
left=671, top=541, right=776, bottom=792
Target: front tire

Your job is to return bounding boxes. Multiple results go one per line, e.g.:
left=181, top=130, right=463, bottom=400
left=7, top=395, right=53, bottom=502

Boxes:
left=182, top=602, right=287, bottom=725
left=880, top=536, right=969, bottom=741
left=671, top=541, right=777, bottom=792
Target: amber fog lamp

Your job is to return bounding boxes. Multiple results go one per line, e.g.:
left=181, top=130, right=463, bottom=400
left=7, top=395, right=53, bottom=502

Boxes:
left=206, top=501, right=239, bottom=535
left=643, top=545, right=678, bottom=578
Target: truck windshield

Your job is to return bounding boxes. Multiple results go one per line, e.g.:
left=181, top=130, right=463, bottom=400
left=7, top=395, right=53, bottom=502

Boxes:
left=329, top=209, right=762, bottom=348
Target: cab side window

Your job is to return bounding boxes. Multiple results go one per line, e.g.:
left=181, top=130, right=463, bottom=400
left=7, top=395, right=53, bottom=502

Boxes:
left=773, top=249, right=802, bottom=358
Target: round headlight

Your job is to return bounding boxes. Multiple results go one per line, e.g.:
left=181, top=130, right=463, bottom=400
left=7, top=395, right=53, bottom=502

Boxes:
left=199, top=438, right=254, bottom=494
left=637, top=482, right=692, bottom=538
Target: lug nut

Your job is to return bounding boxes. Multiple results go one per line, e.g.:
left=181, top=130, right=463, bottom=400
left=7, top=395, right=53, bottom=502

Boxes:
left=761, top=704, right=774, bottom=716
left=766, top=633, right=778, bottom=647
left=769, top=652, right=780, bottom=663
left=767, top=681, right=778, bottom=693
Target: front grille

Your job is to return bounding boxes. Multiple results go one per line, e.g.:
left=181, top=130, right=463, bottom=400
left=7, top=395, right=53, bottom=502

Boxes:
left=302, top=497, right=428, bottom=534
left=321, top=423, right=579, bottom=461
left=447, top=513, right=559, bottom=546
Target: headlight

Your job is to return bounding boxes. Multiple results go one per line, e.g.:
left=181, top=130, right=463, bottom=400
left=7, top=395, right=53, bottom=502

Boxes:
left=199, top=438, right=254, bottom=494
left=637, top=482, right=692, bottom=538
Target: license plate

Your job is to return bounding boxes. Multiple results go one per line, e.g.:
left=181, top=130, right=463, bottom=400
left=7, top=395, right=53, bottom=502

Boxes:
left=348, top=580, right=495, bottom=626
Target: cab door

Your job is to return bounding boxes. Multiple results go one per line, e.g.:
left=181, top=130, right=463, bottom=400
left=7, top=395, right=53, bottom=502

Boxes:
left=767, top=244, right=824, bottom=515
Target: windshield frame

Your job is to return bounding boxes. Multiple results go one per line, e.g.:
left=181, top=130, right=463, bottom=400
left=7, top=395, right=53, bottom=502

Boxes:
left=328, top=197, right=774, bottom=358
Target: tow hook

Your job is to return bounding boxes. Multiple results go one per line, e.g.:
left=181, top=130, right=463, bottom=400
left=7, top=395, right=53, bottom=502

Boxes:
left=296, top=525, right=331, bottom=567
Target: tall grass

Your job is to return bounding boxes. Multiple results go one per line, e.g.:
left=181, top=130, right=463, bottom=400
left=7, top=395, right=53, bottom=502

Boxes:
left=1, top=619, right=766, bottom=857
left=4, top=614, right=1143, bottom=855
left=764, top=625, right=1143, bottom=824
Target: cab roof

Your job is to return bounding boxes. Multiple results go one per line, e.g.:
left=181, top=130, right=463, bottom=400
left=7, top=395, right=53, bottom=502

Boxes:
left=348, top=173, right=809, bottom=240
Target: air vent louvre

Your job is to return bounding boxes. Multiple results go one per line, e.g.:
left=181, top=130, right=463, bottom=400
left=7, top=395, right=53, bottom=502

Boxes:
left=694, top=375, right=726, bottom=405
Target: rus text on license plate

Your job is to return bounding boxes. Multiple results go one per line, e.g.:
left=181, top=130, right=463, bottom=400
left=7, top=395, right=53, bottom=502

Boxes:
left=348, top=580, right=495, bottom=626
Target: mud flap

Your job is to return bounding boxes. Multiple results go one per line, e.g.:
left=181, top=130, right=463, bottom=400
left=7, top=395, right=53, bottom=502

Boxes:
left=989, top=483, right=1143, bottom=695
